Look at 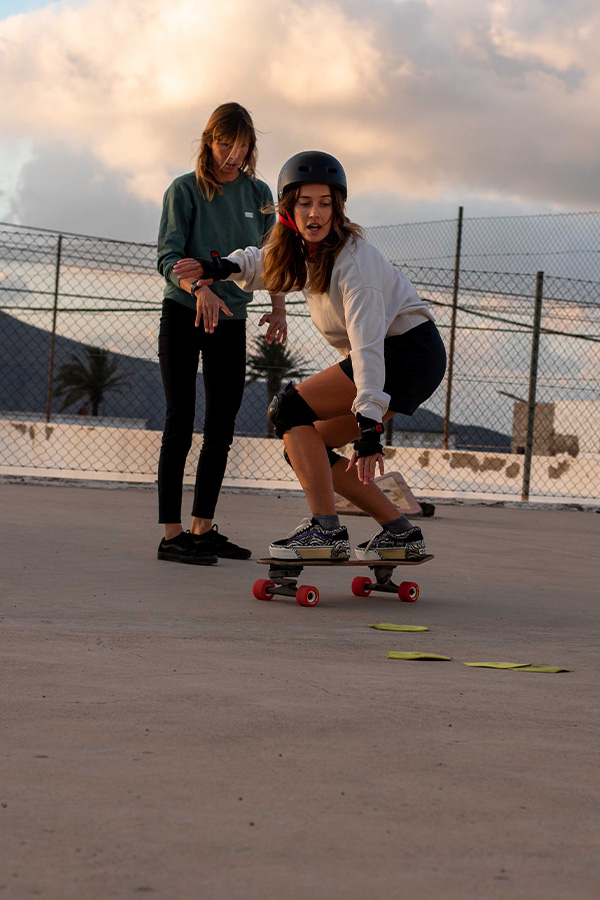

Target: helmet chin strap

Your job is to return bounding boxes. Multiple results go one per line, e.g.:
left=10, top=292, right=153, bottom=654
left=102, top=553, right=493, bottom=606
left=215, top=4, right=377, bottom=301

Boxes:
left=278, top=211, right=299, bottom=236
left=278, top=210, right=326, bottom=261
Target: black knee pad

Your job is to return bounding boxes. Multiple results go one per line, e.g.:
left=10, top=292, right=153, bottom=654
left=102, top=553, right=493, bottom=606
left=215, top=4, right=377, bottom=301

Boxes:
left=284, top=445, right=342, bottom=468
left=268, top=382, right=318, bottom=438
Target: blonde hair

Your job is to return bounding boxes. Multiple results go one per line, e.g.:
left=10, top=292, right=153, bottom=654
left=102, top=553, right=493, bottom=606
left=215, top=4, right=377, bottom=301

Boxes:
left=261, top=186, right=363, bottom=294
left=195, top=103, right=258, bottom=201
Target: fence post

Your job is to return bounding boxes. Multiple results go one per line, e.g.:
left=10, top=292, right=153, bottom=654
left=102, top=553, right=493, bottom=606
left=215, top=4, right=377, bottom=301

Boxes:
left=45, top=234, right=63, bottom=424
left=442, top=206, right=463, bottom=450
left=521, top=271, right=544, bottom=502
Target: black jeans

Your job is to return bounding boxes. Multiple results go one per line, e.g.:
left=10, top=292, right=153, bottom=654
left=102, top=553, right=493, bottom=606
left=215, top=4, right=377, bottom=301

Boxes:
left=157, top=298, right=246, bottom=523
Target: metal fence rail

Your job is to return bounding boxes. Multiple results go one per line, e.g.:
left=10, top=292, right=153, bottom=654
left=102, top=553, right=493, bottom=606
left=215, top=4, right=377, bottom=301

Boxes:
left=1, top=212, right=599, bottom=502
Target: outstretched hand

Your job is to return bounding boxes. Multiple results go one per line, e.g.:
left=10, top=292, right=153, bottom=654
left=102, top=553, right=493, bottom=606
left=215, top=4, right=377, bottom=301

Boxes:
left=259, top=310, right=287, bottom=344
left=346, top=450, right=384, bottom=484
left=194, top=285, right=232, bottom=332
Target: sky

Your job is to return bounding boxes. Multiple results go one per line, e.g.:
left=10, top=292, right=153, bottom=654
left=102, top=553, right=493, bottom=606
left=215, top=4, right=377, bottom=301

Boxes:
left=1, top=0, right=600, bottom=241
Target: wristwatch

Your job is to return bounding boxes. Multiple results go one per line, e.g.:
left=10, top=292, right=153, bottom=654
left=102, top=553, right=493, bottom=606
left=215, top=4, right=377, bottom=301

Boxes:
left=190, top=279, right=202, bottom=298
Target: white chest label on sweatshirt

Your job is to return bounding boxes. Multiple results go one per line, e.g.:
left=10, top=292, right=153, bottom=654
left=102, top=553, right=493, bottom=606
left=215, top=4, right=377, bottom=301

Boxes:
left=244, top=211, right=254, bottom=218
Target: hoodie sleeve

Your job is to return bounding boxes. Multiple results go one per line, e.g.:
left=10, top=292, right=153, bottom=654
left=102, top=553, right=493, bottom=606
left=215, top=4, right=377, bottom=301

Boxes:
left=342, top=285, right=391, bottom=421
left=157, top=179, right=194, bottom=289
left=223, top=246, right=265, bottom=292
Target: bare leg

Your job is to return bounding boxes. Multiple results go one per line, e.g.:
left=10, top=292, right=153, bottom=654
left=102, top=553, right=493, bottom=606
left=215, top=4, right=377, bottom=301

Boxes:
left=283, top=367, right=358, bottom=515
left=285, top=366, right=400, bottom=522
left=314, top=416, right=399, bottom=522
left=190, top=516, right=213, bottom=535
left=165, top=516, right=214, bottom=539
left=330, top=458, right=398, bottom=522
left=284, top=426, right=336, bottom=513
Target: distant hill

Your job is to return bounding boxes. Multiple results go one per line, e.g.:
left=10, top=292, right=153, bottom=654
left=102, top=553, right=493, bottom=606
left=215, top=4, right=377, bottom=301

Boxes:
left=391, top=407, right=511, bottom=452
left=0, top=309, right=271, bottom=433
left=0, top=310, right=510, bottom=450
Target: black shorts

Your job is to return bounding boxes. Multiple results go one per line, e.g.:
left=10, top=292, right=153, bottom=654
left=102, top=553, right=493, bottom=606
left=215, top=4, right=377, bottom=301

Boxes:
left=338, top=319, right=447, bottom=415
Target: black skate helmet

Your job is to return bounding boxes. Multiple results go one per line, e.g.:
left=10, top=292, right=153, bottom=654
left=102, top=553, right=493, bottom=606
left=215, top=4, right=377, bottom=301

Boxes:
left=277, top=151, right=347, bottom=200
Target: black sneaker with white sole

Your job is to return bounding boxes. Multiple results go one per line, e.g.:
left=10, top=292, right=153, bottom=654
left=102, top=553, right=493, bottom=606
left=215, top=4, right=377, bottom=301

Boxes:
left=269, top=517, right=351, bottom=561
left=157, top=531, right=218, bottom=565
left=355, top=525, right=427, bottom=561
left=191, top=525, right=252, bottom=560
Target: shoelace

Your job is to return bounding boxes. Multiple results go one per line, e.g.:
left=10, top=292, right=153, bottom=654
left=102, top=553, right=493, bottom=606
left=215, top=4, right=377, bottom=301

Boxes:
left=194, top=526, right=228, bottom=544
left=365, top=526, right=400, bottom=548
left=286, top=517, right=312, bottom=538
left=365, top=529, right=382, bottom=549
left=208, top=525, right=228, bottom=543
left=365, top=526, right=421, bottom=548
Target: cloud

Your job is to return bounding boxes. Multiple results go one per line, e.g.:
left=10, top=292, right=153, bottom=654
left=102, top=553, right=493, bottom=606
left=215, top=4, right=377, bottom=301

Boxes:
left=7, top=141, right=161, bottom=240
left=1, top=0, right=599, bottom=240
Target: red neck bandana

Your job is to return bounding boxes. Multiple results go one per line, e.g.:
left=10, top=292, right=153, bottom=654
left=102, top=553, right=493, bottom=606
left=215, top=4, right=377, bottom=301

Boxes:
left=306, top=242, right=321, bottom=261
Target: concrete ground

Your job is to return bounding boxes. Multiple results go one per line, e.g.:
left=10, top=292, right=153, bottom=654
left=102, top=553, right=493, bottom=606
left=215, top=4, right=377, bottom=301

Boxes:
left=1, top=480, right=599, bottom=900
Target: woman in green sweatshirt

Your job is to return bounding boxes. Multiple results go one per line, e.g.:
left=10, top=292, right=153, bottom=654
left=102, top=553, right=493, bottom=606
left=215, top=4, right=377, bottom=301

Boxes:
left=156, top=102, right=286, bottom=565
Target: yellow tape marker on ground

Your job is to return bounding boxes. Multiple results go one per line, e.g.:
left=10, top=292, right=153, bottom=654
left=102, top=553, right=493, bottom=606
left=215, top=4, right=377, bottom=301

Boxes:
left=463, top=662, right=570, bottom=673
left=514, top=665, right=570, bottom=674
left=387, top=651, right=452, bottom=661
left=370, top=623, right=429, bottom=632
left=463, top=662, right=531, bottom=669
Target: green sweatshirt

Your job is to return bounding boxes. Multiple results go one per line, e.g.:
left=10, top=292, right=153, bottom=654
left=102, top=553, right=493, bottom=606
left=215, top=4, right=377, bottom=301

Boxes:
left=157, top=171, right=275, bottom=319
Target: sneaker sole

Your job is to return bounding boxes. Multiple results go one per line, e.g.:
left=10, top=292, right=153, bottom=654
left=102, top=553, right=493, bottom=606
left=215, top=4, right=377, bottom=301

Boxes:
left=157, top=551, right=218, bottom=565
left=269, top=546, right=351, bottom=561
left=355, top=547, right=428, bottom=561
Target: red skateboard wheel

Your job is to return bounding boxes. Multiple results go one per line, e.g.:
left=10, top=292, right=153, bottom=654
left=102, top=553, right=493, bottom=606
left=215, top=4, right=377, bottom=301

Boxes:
left=398, top=581, right=419, bottom=602
left=351, top=576, right=373, bottom=597
left=253, top=578, right=275, bottom=601
left=296, top=585, right=319, bottom=607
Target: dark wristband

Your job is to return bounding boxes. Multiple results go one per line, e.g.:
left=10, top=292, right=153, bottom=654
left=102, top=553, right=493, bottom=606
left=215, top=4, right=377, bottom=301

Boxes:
left=194, top=251, right=241, bottom=281
left=354, top=413, right=384, bottom=459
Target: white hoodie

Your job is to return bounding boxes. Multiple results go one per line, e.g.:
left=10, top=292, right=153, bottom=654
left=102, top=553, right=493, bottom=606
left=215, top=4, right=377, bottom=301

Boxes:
left=225, top=236, right=434, bottom=421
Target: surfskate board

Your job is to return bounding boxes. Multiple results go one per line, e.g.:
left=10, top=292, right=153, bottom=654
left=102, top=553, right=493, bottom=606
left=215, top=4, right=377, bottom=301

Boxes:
left=253, top=555, right=434, bottom=607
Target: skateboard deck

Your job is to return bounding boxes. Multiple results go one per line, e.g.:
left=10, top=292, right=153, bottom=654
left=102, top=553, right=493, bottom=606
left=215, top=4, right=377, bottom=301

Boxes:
left=253, top=555, right=434, bottom=607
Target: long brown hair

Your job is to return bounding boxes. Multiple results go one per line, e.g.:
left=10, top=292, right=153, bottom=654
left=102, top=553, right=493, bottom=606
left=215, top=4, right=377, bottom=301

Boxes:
left=195, top=103, right=258, bottom=201
left=261, top=186, right=363, bottom=294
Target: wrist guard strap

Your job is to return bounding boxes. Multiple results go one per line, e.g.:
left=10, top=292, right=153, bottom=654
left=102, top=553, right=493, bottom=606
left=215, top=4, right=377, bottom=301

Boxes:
left=194, top=251, right=241, bottom=281
left=354, top=413, right=384, bottom=459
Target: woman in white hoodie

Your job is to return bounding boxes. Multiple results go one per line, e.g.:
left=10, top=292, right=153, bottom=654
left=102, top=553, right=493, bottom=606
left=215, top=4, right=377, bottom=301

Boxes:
left=174, top=151, right=446, bottom=561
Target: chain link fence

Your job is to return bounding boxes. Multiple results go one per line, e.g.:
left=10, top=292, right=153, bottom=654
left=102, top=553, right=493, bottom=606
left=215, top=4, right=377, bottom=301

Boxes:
left=1, top=212, right=599, bottom=503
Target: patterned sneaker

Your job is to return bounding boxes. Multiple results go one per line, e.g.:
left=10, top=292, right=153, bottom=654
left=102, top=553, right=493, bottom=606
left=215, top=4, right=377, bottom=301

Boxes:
left=191, top=525, right=251, bottom=560
left=355, top=525, right=427, bottom=561
left=157, top=531, right=218, bottom=565
left=269, top=517, right=351, bottom=561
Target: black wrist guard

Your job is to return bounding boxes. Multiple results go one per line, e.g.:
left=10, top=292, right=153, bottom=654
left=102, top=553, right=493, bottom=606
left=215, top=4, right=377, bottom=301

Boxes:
left=354, top=413, right=384, bottom=459
left=194, top=251, right=241, bottom=281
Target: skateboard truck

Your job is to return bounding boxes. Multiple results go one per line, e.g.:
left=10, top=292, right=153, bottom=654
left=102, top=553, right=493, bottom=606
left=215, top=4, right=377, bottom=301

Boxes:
left=253, top=563, right=321, bottom=607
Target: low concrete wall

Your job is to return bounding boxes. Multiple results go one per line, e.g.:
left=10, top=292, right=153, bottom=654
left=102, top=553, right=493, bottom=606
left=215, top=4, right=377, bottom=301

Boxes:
left=381, top=445, right=600, bottom=502
left=1, top=419, right=599, bottom=502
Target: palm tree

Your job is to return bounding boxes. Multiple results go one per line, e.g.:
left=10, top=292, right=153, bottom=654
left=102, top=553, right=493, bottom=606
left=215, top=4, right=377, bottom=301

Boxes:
left=53, top=346, right=129, bottom=417
left=245, top=337, right=310, bottom=436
